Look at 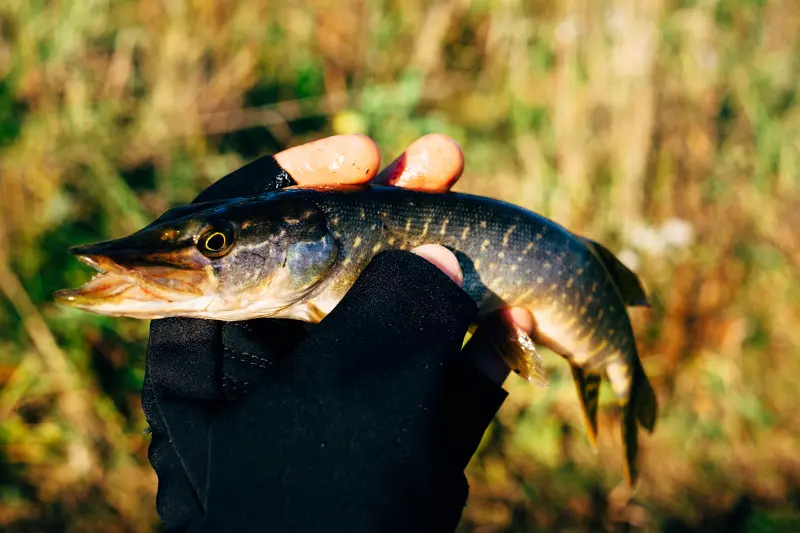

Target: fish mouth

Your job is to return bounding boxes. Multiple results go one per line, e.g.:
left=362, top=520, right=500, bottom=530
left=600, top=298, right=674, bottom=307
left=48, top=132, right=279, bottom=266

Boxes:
left=54, top=252, right=213, bottom=317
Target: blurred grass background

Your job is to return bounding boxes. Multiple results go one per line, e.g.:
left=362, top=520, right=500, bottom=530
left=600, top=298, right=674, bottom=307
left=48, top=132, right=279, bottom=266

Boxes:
left=0, top=0, right=798, bottom=531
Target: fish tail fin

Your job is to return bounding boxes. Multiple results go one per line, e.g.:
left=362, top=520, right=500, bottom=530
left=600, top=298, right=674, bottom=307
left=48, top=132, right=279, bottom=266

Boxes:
left=570, top=365, right=601, bottom=450
left=607, top=357, right=656, bottom=487
left=579, top=236, right=650, bottom=307
left=634, top=362, right=658, bottom=432
left=472, top=312, right=549, bottom=387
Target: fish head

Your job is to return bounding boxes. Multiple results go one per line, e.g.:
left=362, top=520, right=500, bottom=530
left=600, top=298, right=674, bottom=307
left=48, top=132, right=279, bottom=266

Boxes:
left=54, top=195, right=340, bottom=319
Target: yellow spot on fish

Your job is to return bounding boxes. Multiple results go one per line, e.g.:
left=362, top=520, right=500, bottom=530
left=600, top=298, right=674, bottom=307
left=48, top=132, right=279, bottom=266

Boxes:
left=489, top=262, right=497, bottom=269
left=597, top=309, right=604, bottom=319
left=566, top=278, right=574, bottom=289
left=481, top=240, right=490, bottom=251
left=536, top=233, right=543, bottom=240
left=609, top=329, right=615, bottom=335
left=498, top=251, right=505, bottom=259
left=461, top=225, right=470, bottom=240
left=577, top=268, right=585, bottom=276
left=589, top=340, right=608, bottom=357
left=536, top=276, right=544, bottom=284
left=331, top=217, right=340, bottom=225
left=387, top=237, right=396, bottom=245
left=439, top=219, right=449, bottom=236
left=502, top=225, right=516, bottom=246
left=511, top=264, right=518, bottom=272
left=353, top=236, right=362, bottom=248
left=421, top=220, right=430, bottom=238
left=474, top=259, right=482, bottom=269
left=405, top=218, right=412, bottom=232
left=372, top=243, right=383, bottom=253
left=523, top=242, right=534, bottom=255
left=480, top=220, right=487, bottom=229
left=543, top=262, right=551, bottom=270
left=360, top=208, right=366, bottom=220
left=343, top=258, right=351, bottom=266
left=562, top=315, right=578, bottom=328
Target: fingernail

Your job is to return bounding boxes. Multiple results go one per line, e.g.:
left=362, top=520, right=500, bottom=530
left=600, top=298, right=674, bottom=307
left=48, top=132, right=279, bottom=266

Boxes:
left=411, top=244, right=464, bottom=287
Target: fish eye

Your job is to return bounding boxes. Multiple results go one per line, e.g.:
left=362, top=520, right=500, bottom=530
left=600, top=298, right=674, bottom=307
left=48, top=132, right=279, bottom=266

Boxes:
left=205, top=232, right=226, bottom=251
left=199, top=224, right=235, bottom=257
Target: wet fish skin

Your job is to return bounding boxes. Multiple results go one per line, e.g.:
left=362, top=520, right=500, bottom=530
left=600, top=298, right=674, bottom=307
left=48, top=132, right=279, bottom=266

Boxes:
left=56, top=185, right=657, bottom=484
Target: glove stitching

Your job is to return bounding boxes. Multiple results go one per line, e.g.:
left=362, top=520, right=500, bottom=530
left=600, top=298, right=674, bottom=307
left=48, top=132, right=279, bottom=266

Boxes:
left=233, top=350, right=273, bottom=369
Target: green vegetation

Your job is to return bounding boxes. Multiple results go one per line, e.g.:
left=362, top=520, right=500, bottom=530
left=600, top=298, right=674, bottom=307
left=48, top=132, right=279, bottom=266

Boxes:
left=1, top=0, right=798, bottom=531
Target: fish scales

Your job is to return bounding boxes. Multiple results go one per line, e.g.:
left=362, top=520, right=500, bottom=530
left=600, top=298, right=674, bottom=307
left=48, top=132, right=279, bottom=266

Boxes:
left=300, top=186, right=632, bottom=374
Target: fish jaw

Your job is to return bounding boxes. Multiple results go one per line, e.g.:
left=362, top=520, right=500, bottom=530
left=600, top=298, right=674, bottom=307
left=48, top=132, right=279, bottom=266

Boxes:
left=53, top=253, right=329, bottom=321
left=54, top=254, right=221, bottom=319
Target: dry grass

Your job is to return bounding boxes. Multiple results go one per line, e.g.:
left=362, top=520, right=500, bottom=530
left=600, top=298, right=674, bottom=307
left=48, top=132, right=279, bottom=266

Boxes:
left=0, top=0, right=799, bottom=531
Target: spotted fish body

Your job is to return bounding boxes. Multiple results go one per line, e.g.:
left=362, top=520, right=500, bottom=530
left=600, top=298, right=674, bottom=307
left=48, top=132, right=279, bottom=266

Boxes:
left=56, top=185, right=657, bottom=484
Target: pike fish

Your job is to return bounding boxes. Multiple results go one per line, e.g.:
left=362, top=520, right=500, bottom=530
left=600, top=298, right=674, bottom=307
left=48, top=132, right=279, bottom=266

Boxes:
left=55, top=185, right=657, bottom=484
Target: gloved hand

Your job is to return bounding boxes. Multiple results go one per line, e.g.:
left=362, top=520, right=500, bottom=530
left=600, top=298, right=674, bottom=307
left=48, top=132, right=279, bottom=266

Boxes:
left=142, top=134, right=515, bottom=532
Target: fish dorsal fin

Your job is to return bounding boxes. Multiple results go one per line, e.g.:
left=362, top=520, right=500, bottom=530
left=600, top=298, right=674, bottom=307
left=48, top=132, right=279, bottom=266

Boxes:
left=579, top=237, right=650, bottom=307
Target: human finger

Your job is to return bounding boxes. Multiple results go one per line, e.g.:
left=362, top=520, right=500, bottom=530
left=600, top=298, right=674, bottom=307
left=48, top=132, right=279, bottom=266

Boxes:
left=411, top=244, right=464, bottom=287
left=502, top=306, right=535, bottom=335
left=274, top=134, right=381, bottom=186
left=372, top=133, right=464, bottom=191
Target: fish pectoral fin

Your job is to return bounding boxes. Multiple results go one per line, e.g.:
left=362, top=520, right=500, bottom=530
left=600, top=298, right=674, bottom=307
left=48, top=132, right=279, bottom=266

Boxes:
left=473, top=312, right=549, bottom=388
left=579, top=237, right=650, bottom=307
left=570, top=365, right=601, bottom=450
left=620, top=399, right=640, bottom=488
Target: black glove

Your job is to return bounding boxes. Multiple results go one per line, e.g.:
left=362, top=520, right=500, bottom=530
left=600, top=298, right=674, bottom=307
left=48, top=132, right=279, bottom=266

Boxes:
left=142, top=155, right=509, bottom=532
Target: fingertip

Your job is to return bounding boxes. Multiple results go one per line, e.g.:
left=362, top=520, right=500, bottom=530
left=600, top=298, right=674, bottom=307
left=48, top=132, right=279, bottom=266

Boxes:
left=374, top=133, right=464, bottom=191
left=411, top=244, right=464, bottom=287
left=502, top=307, right=535, bottom=334
left=274, top=134, right=381, bottom=186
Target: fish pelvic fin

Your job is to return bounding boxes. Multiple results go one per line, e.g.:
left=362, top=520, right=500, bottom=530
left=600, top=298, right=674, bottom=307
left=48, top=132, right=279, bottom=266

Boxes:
left=579, top=237, right=650, bottom=307
left=570, top=365, right=601, bottom=450
left=475, top=312, right=549, bottom=387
